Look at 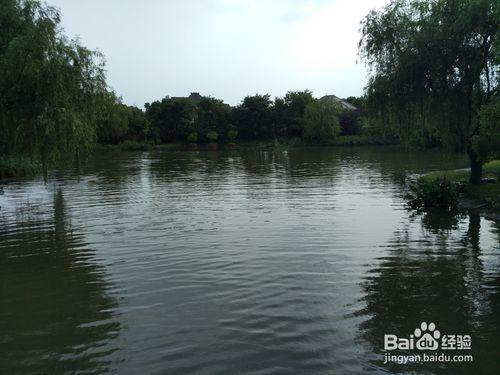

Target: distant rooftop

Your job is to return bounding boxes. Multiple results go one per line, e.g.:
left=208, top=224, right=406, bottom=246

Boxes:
left=320, top=95, right=357, bottom=111
left=171, top=92, right=203, bottom=101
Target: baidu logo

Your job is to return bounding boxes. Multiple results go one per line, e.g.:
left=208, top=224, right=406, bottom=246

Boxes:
left=384, top=322, right=471, bottom=351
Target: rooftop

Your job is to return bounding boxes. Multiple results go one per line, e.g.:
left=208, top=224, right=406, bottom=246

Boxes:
left=320, top=95, right=358, bottom=111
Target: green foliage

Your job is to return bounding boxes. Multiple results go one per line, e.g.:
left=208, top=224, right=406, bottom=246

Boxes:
left=405, top=178, right=461, bottom=211
left=344, top=96, right=366, bottom=111
left=360, top=0, right=499, bottom=168
left=96, top=98, right=150, bottom=144
left=270, top=91, right=316, bottom=138
left=146, top=98, right=197, bottom=143
left=146, top=96, right=229, bottom=144
left=227, top=129, right=238, bottom=141
left=125, top=106, right=150, bottom=142
left=144, top=90, right=345, bottom=144
left=0, top=0, right=109, bottom=166
left=0, top=156, right=40, bottom=179
left=418, top=160, right=500, bottom=210
left=96, top=92, right=129, bottom=144
left=206, top=131, right=219, bottom=143
left=187, top=132, right=198, bottom=143
left=280, top=90, right=316, bottom=137
left=231, top=94, right=274, bottom=140
left=474, top=96, right=500, bottom=162
left=284, top=90, right=315, bottom=115
left=302, top=100, right=341, bottom=143
left=195, top=97, right=230, bottom=136
left=358, top=117, right=401, bottom=145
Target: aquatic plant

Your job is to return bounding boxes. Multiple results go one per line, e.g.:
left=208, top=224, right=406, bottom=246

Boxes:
left=405, top=178, right=461, bottom=211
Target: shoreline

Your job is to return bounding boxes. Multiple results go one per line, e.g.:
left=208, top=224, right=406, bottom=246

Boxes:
left=419, top=160, right=500, bottom=217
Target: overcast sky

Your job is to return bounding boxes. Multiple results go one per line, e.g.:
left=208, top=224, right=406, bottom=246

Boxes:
left=49, top=0, right=389, bottom=107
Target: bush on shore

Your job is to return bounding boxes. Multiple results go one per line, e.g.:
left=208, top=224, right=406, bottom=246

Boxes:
left=405, top=177, right=461, bottom=211
left=0, top=157, right=41, bottom=180
left=407, top=160, right=500, bottom=211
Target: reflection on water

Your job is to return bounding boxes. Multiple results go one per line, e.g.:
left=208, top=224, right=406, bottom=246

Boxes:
left=0, top=147, right=498, bottom=374
left=359, top=212, right=500, bottom=374
left=0, top=190, right=120, bottom=374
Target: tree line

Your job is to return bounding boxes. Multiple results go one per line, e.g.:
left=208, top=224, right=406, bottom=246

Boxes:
left=95, top=90, right=367, bottom=146
left=140, top=91, right=360, bottom=145
left=1, top=0, right=498, bottom=185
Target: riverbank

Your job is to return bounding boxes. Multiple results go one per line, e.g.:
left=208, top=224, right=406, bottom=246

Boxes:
left=422, top=160, right=500, bottom=213
left=95, top=135, right=399, bottom=153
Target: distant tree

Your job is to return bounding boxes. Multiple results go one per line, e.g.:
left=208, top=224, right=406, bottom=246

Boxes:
left=338, top=110, right=361, bottom=135
left=194, top=97, right=230, bottom=137
left=125, top=106, right=150, bottom=142
left=282, top=90, right=315, bottom=137
left=344, top=96, right=366, bottom=112
left=227, top=129, right=238, bottom=142
left=0, top=0, right=108, bottom=167
left=187, top=132, right=198, bottom=143
left=360, top=0, right=499, bottom=184
left=232, top=94, right=274, bottom=140
left=303, top=100, right=341, bottom=142
left=97, top=93, right=129, bottom=144
left=284, top=90, right=315, bottom=114
left=146, top=96, right=231, bottom=143
left=271, top=97, right=289, bottom=138
left=146, top=98, right=197, bottom=143
left=206, top=131, right=219, bottom=143
left=169, top=99, right=198, bottom=141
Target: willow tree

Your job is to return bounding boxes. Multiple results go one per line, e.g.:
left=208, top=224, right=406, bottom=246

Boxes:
left=360, top=0, right=499, bottom=184
left=0, top=0, right=108, bottom=168
left=302, top=100, right=341, bottom=143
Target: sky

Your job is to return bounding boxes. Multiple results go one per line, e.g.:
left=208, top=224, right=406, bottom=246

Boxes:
left=49, top=0, right=389, bottom=107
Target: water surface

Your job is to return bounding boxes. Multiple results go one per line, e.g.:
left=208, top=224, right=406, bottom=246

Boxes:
left=1, top=147, right=499, bottom=374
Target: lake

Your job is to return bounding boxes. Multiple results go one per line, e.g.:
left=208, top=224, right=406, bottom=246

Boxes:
left=1, top=147, right=499, bottom=374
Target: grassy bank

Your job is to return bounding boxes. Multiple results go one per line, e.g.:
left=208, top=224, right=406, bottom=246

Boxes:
left=422, top=160, right=500, bottom=210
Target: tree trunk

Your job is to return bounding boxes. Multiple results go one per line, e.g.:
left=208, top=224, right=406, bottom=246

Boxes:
left=467, top=142, right=482, bottom=185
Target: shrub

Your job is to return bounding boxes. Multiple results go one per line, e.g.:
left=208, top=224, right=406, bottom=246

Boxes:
left=0, top=157, right=40, bottom=179
left=206, top=131, right=219, bottom=143
left=187, top=132, right=198, bottom=143
left=303, top=100, right=340, bottom=143
left=227, top=129, right=238, bottom=141
left=405, top=177, right=461, bottom=211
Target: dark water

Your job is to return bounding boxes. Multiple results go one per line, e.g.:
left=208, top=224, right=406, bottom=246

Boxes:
left=1, top=147, right=499, bottom=374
